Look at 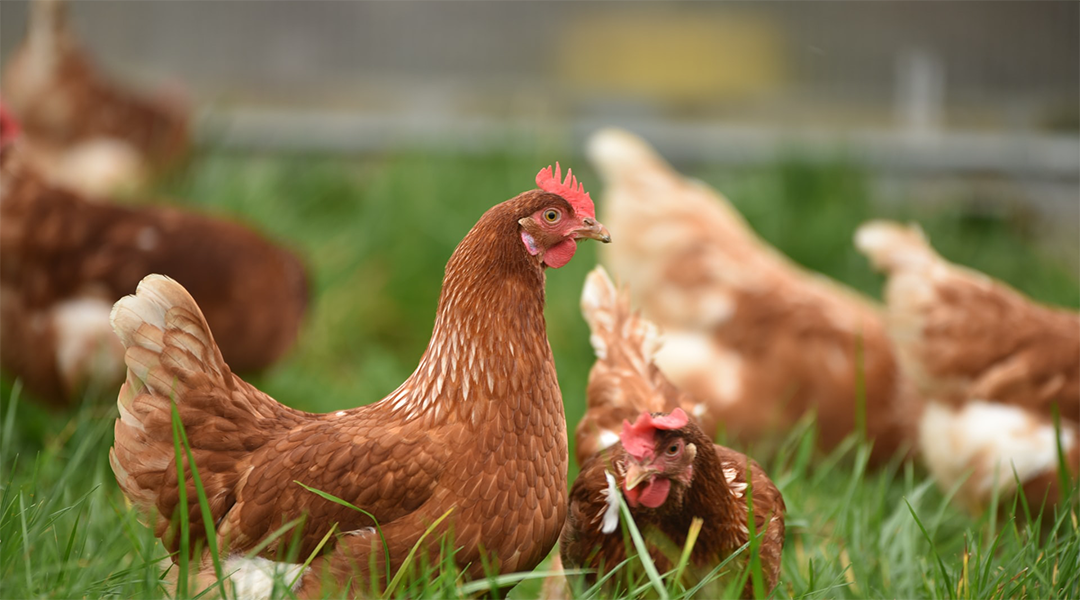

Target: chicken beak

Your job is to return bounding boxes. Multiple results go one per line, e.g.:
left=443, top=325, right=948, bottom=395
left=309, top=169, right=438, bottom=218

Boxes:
left=572, top=217, right=612, bottom=243
left=624, top=462, right=655, bottom=491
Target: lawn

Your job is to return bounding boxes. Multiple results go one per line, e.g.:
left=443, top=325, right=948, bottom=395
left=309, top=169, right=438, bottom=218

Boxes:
left=2, top=146, right=1077, bottom=598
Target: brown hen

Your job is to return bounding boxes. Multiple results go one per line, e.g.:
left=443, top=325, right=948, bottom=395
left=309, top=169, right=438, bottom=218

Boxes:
left=0, top=131, right=307, bottom=405
left=109, top=165, right=611, bottom=597
left=556, top=267, right=784, bottom=597
left=2, top=0, right=189, bottom=196
left=856, top=220, right=1079, bottom=512
left=562, top=409, right=785, bottom=597
left=588, top=127, right=921, bottom=465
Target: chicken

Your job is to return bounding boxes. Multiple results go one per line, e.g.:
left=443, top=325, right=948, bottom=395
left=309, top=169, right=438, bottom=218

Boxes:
left=855, top=220, right=1079, bottom=512
left=554, top=267, right=784, bottom=597
left=561, top=409, right=786, bottom=597
left=108, top=165, right=611, bottom=597
left=0, top=112, right=307, bottom=405
left=588, top=128, right=921, bottom=464
left=2, top=0, right=189, bottom=196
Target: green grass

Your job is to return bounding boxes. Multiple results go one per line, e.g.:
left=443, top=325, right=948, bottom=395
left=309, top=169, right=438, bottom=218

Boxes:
left=1, top=147, right=1078, bottom=598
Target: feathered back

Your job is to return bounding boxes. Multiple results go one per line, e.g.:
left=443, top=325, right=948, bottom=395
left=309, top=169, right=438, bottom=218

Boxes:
left=575, top=266, right=696, bottom=465
left=855, top=219, right=1080, bottom=413
left=109, top=275, right=302, bottom=549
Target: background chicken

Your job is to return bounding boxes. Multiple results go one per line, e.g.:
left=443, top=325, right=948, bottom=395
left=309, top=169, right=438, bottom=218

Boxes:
left=555, top=267, right=784, bottom=597
left=588, top=128, right=921, bottom=464
left=2, top=0, right=189, bottom=196
left=0, top=114, right=307, bottom=405
left=109, top=166, right=610, bottom=597
left=856, top=220, right=1079, bottom=512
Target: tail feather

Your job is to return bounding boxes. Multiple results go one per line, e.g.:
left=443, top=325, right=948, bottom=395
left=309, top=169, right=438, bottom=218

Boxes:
left=109, top=274, right=297, bottom=553
left=854, top=220, right=938, bottom=274
left=28, top=0, right=67, bottom=53
left=580, top=265, right=661, bottom=368
left=576, top=266, right=692, bottom=464
left=110, top=274, right=230, bottom=405
left=586, top=128, right=674, bottom=184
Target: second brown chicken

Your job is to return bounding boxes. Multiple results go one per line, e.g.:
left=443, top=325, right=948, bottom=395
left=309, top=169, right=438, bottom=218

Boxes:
left=559, top=267, right=785, bottom=597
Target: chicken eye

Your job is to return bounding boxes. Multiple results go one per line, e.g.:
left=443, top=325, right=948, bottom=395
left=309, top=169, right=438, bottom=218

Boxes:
left=666, top=442, right=681, bottom=456
left=543, top=209, right=560, bottom=223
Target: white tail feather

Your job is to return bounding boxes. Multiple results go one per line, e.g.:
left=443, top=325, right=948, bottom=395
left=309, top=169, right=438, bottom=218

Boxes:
left=855, top=220, right=937, bottom=273
left=586, top=128, right=668, bottom=183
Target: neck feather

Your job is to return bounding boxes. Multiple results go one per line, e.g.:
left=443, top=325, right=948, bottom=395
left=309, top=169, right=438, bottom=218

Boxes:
left=383, top=201, right=554, bottom=423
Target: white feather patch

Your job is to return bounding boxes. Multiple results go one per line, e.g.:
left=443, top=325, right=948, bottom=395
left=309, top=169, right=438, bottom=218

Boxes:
left=597, top=429, right=620, bottom=452
left=919, top=400, right=1078, bottom=506
left=222, top=556, right=307, bottom=600
left=53, top=297, right=124, bottom=391
left=599, top=471, right=621, bottom=534
left=654, top=330, right=743, bottom=406
left=722, top=465, right=747, bottom=498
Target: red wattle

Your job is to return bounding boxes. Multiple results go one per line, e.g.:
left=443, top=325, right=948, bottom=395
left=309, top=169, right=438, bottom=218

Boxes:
left=543, top=238, right=577, bottom=269
left=638, top=478, right=671, bottom=508
left=623, top=476, right=671, bottom=509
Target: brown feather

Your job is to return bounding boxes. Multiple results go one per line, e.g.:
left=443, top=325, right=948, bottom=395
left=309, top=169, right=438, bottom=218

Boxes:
left=576, top=266, right=697, bottom=466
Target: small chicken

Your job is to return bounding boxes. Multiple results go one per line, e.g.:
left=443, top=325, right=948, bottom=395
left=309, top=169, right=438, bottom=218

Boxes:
left=556, top=268, right=784, bottom=597
left=0, top=112, right=307, bottom=405
left=588, top=128, right=921, bottom=464
left=109, top=165, right=610, bottom=597
left=562, top=409, right=785, bottom=596
left=2, top=0, right=189, bottom=196
left=856, top=220, right=1079, bottom=511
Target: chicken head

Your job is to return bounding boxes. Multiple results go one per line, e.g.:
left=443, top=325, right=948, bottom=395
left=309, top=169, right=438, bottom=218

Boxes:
left=619, top=408, right=700, bottom=509
left=519, top=163, right=611, bottom=268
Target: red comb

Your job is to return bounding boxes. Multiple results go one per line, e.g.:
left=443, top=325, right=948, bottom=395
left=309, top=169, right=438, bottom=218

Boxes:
left=536, top=162, right=595, bottom=219
left=620, top=408, right=689, bottom=460
left=0, top=101, right=21, bottom=146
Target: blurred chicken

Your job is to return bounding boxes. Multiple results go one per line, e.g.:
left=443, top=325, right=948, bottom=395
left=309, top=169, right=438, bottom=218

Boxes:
left=2, top=0, right=189, bottom=196
left=557, top=267, right=784, bottom=597
left=0, top=109, right=306, bottom=405
left=588, top=128, right=920, bottom=464
left=856, top=220, right=1079, bottom=511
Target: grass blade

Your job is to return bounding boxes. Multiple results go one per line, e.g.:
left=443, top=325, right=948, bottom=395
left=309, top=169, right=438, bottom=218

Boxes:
left=671, top=517, right=704, bottom=590
left=383, top=507, right=454, bottom=598
left=171, top=402, right=228, bottom=599
left=617, top=490, right=669, bottom=600
left=294, top=480, right=393, bottom=587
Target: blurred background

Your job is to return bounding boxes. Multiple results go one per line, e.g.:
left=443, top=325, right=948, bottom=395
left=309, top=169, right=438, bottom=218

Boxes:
left=2, top=1, right=1077, bottom=220
left=1, top=0, right=1077, bottom=418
